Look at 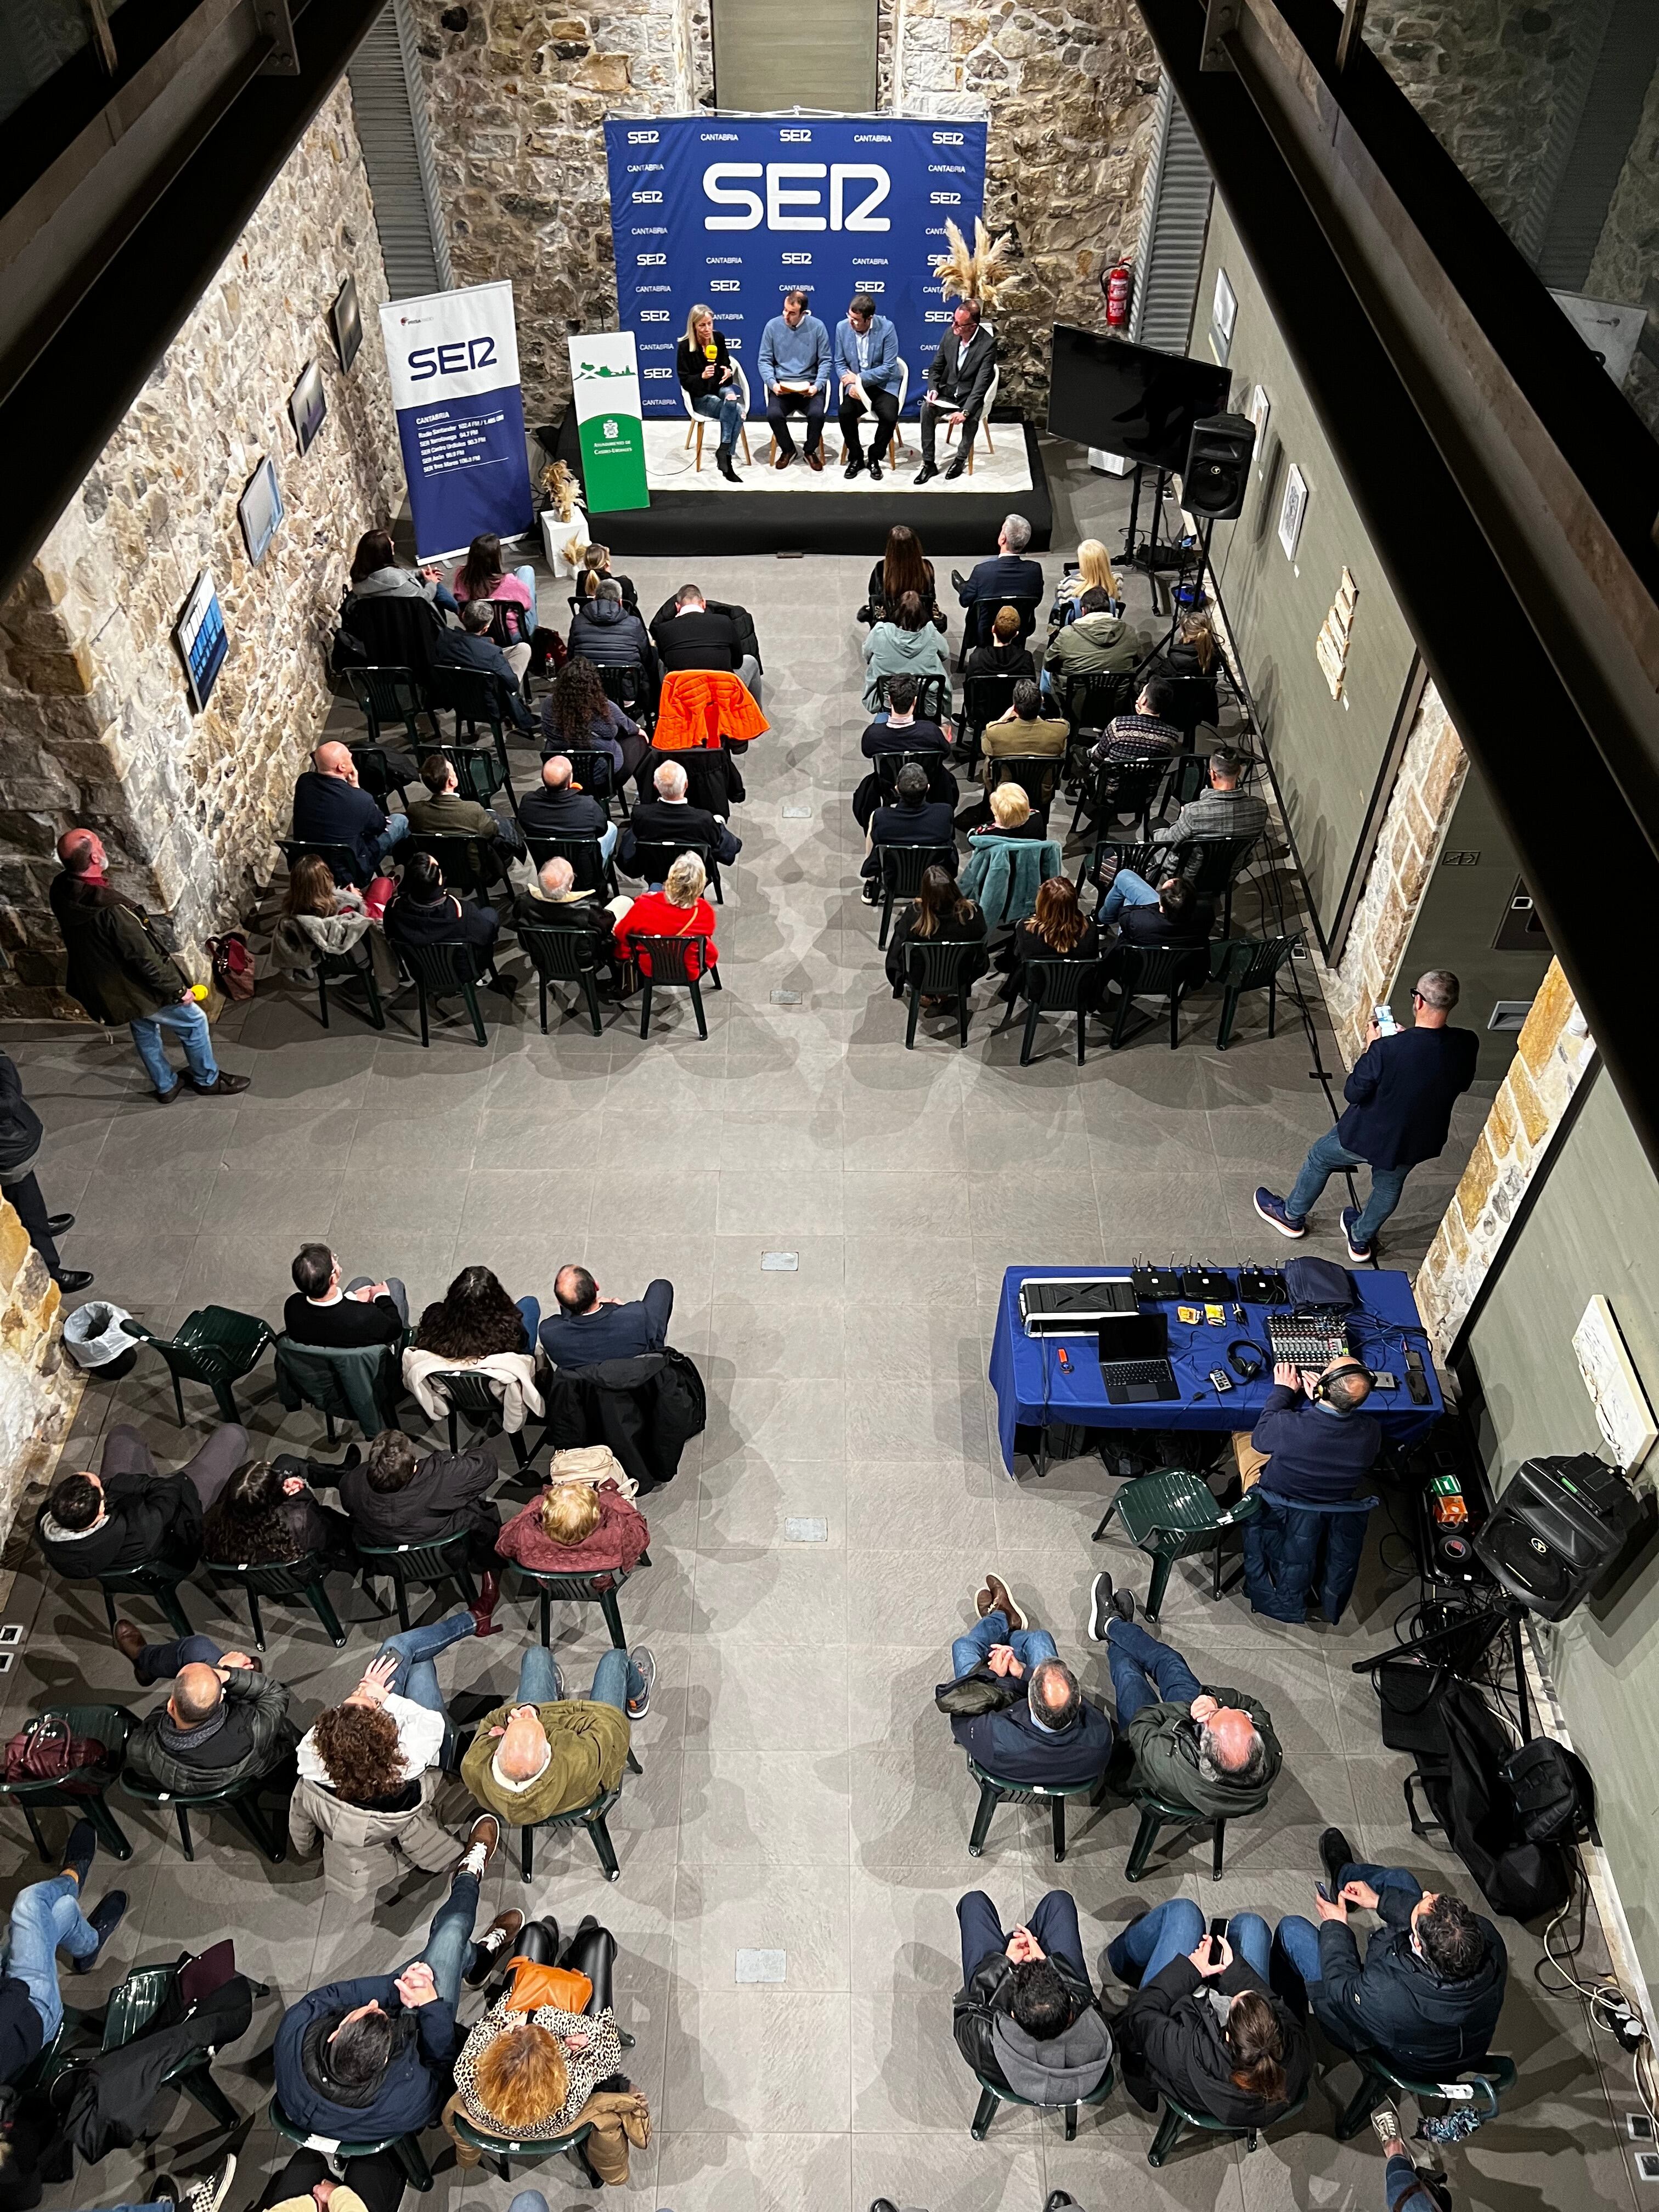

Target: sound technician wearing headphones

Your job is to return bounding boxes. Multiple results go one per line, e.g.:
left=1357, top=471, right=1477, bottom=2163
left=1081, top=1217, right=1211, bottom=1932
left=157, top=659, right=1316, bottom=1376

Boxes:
left=1236, top=1356, right=1383, bottom=1625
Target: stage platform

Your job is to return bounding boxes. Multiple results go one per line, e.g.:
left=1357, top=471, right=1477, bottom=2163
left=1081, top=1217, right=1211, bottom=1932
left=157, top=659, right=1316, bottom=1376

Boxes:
left=548, top=409, right=1052, bottom=558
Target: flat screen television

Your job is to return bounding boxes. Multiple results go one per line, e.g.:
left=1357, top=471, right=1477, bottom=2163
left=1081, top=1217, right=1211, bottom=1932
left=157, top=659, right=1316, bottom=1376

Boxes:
left=236, top=455, right=284, bottom=566
left=331, top=275, right=363, bottom=371
left=1046, top=325, right=1231, bottom=472
left=289, top=359, right=326, bottom=455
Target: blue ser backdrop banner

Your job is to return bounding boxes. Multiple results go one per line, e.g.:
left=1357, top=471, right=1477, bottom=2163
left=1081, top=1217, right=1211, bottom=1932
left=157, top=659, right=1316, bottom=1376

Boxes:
left=605, top=115, right=987, bottom=418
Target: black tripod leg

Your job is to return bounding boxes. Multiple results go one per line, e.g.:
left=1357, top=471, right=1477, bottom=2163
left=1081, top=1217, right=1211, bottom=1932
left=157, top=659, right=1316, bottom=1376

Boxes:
left=1511, top=1608, right=1532, bottom=1743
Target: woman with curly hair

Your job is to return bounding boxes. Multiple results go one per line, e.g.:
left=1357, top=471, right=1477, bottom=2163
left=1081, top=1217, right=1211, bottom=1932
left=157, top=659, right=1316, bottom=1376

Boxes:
left=452, top=1915, right=635, bottom=2147
left=537, top=655, right=647, bottom=793
left=202, top=1457, right=353, bottom=1567
left=404, top=1266, right=545, bottom=1443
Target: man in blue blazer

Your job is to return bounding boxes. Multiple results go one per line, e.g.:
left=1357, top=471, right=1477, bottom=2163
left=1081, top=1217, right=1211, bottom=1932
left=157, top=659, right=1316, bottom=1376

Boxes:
left=833, top=294, right=904, bottom=480
left=540, top=1265, right=675, bottom=1367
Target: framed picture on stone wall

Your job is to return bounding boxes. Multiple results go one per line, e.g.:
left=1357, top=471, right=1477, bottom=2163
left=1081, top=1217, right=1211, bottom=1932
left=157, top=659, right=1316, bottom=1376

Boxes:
left=1278, top=462, right=1308, bottom=563
left=174, top=570, right=229, bottom=714
left=1209, top=268, right=1237, bottom=365
left=289, top=359, right=327, bottom=456
left=331, top=276, right=363, bottom=372
left=237, top=456, right=284, bottom=567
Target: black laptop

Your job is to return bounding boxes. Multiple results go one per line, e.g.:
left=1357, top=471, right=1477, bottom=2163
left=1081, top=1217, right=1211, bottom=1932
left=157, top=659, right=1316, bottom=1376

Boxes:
left=1097, top=1313, right=1181, bottom=1405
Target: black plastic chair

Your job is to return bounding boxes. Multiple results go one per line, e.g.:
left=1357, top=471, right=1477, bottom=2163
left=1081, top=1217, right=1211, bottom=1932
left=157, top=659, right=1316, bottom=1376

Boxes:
left=597, top=662, right=655, bottom=731
left=276, top=837, right=361, bottom=887
left=623, top=836, right=721, bottom=904
left=120, top=1765, right=290, bottom=1863
left=439, top=740, right=511, bottom=809
left=958, top=672, right=1021, bottom=750
left=314, top=941, right=386, bottom=1031
left=1178, top=833, right=1261, bottom=936
left=1211, top=935, right=1297, bottom=1048
left=1075, top=838, right=1160, bottom=906
left=1070, top=752, right=1169, bottom=840
left=94, top=1561, right=194, bottom=1640
left=1102, top=942, right=1209, bottom=1049
left=425, top=664, right=518, bottom=802
left=1007, top=954, right=1103, bottom=1065
left=397, top=939, right=490, bottom=1047
left=635, top=934, right=720, bottom=1040
left=273, top=1335, right=403, bottom=1445
left=1125, top=1787, right=1261, bottom=1881
left=356, top=1529, right=478, bottom=1632
left=347, top=667, right=430, bottom=753
left=402, top=832, right=501, bottom=906
left=1062, top=667, right=1138, bottom=735
left=560, top=748, right=619, bottom=811
left=524, top=833, right=617, bottom=899
left=872, top=670, right=950, bottom=723
left=969, top=2056, right=1113, bottom=2143
left=899, top=938, right=982, bottom=1048
left=118, top=1305, right=274, bottom=1425
left=0, top=1704, right=137, bottom=1863
left=1330, top=2050, right=1517, bottom=2142
left=958, top=596, right=1039, bottom=665
left=270, top=2092, right=435, bottom=2193
left=985, top=752, right=1061, bottom=817
left=424, top=1367, right=535, bottom=1469
left=876, top=843, right=953, bottom=950
left=1147, top=2083, right=1308, bottom=2167
left=678, top=746, right=738, bottom=820
left=516, top=1767, right=639, bottom=1884
left=519, top=922, right=607, bottom=1036
left=203, top=1549, right=348, bottom=1651
left=509, top=1556, right=649, bottom=1650
left=873, top=749, right=941, bottom=803
left=348, top=743, right=410, bottom=810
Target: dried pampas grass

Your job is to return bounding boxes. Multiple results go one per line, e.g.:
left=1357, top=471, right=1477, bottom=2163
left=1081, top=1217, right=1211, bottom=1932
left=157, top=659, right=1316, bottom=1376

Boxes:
left=930, top=217, right=1015, bottom=311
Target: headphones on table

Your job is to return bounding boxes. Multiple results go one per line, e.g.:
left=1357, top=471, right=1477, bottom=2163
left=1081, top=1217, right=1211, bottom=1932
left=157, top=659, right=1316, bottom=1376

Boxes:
left=1227, top=1340, right=1266, bottom=1381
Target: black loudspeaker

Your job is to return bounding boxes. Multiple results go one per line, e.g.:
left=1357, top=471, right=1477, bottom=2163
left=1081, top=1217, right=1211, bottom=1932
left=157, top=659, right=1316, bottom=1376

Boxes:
left=1473, top=1453, right=1642, bottom=1622
left=1182, top=412, right=1256, bottom=520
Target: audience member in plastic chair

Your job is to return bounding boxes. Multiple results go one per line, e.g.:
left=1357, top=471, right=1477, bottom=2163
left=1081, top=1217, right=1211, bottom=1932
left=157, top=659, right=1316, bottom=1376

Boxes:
left=311, top=1605, right=494, bottom=1786
left=114, top=1629, right=296, bottom=1795
left=0, top=1819, right=127, bottom=2074
left=944, top=1573, right=1114, bottom=1790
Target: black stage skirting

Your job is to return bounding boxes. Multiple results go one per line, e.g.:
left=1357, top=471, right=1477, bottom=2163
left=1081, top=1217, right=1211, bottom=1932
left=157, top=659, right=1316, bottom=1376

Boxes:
left=545, top=411, right=1053, bottom=559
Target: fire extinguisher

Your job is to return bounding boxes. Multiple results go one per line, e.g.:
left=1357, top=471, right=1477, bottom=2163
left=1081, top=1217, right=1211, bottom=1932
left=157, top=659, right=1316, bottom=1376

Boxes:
left=1105, top=259, right=1132, bottom=331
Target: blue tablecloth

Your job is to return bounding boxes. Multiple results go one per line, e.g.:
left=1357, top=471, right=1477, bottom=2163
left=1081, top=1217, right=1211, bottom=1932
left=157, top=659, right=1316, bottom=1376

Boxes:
left=988, top=1262, right=1444, bottom=1475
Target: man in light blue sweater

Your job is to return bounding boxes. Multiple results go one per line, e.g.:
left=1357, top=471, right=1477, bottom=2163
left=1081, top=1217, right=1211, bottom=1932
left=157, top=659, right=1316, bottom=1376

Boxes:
left=757, top=290, right=831, bottom=470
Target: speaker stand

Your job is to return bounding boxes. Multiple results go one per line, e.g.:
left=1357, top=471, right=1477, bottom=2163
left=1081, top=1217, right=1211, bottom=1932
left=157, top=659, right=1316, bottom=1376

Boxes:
left=1352, top=1591, right=1532, bottom=1742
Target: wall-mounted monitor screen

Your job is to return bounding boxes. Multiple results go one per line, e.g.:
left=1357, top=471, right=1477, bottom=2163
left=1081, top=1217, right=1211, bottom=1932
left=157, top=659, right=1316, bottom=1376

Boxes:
left=331, top=275, right=363, bottom=371
left=1046, top=325, right=1232, bottom=473
left=236, top=455, right=284, bottom=566
left=174, top=571, right=228, bottom=713
left=290, top=359, right=326, bottom=454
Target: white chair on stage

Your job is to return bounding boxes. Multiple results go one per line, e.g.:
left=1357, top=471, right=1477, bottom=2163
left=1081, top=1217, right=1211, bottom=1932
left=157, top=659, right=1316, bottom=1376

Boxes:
left=682, top=362, right=752, bottom=472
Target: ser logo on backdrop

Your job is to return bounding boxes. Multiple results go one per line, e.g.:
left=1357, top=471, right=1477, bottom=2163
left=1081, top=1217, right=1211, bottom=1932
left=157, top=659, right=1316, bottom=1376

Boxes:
left=702, top=162, right=891, bottom=232
left=407, top=334, right=497, bottom=381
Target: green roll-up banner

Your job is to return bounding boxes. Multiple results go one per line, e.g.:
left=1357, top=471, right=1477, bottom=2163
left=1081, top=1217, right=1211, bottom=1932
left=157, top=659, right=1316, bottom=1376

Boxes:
left=569, top=331, right=649, bottom=514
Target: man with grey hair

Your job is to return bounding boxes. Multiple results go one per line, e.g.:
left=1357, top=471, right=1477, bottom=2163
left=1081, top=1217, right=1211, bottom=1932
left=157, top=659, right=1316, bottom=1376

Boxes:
left=943, top=1575, right=1115, bottom=1789
left=514, top=854, right=631, bottom=991
left=619, top=757, right=741, bottom=879
left=516, top=753, right=617, bottom=862
left=1255, top=967, right=1478, bottom=1262
left=952, top=515, right=1045, bottom=652
left=1088, top=1576, right=1279, bottom=1815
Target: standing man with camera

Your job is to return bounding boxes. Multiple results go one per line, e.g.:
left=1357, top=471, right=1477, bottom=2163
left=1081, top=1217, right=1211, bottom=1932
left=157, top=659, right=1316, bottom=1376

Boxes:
left=1253, top=969, right=1478, bottom=1262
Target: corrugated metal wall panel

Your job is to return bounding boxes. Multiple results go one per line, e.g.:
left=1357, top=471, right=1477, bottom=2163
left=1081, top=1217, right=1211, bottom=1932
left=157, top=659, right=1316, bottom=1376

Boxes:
left=1129, top=73, right=1213, bottom=357
left=347, top=0, right=452, bottom=301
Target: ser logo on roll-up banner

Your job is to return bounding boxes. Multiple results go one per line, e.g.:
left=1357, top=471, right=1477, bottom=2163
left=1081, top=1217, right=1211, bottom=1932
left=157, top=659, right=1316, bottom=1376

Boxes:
left=605, top=116, right=987, bottom=418
left=380, top=279, right=533, bottom=560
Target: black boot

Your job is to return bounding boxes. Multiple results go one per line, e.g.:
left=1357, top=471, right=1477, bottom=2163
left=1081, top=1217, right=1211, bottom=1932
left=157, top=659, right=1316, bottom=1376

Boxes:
left=716, top=442, right=739, bottom=483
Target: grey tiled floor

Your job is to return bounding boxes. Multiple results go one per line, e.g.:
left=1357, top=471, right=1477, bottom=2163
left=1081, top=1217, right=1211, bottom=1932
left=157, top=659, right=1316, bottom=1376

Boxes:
left=0, top=448, right=1633, bottom=2211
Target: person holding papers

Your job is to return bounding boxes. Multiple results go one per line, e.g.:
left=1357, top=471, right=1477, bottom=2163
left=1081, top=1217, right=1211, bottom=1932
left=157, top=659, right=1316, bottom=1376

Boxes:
left=834, top=294, right=904, bottom=481
left=758, top=291, right=831, bottom=471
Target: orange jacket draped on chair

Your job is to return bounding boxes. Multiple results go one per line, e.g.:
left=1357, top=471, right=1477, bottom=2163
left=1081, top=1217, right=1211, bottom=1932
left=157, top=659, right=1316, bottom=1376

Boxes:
left=651, top=669, right=769, bottom=753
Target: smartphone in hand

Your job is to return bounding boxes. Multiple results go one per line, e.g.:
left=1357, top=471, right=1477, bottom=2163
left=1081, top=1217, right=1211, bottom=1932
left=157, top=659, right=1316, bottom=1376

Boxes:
left=1207, top=1915, right=1228, bottom=1966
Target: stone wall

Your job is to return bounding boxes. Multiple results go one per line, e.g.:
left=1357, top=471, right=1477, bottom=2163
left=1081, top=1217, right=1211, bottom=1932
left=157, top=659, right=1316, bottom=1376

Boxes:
left=0, top=83, right=401, bottom=1014
left=892, top=0, right=1158, bottom=409
left=1414, top=958, right=1596, bottom=1352
left=1586, top=56, right=1659, bottom=443
left=0, top=1199, right=82, bottom=1554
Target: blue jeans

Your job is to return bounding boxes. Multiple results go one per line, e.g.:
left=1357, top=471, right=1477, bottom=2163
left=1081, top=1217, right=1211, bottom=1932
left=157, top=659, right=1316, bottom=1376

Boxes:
left=1101, top=868, right=1160, bottom=926
left=516, top=1643, right=646, bottom=1710
left=375, top=1609, right=477, bottom=1714
left=958, top=1888, right=1087, bottom=1988
left=1104, top=1617, right=1201, bottom=1727
left=507, top=2195, right=550, bottom=2212
left=375, top=811, right=411, bottom=861
left=405, top=1865, right=479, bottom=2012
left=1285, top=1126, right=1410, bottom=1248
left=4, top=1876, right=100, bottom=2040
left=1275, top=1861, right=1420, bottom=1994
left=951, top=1609, right=1059, bottom=1683
left=129, top=1000, right=218, bottom=1096
left=1107, top=1898, right=1271, bottom=1987
left=516, top=1295, right=540, bottom=1352
left=512, top=565, right=538, bottom=629
left=133, top=1632, right=223, bottom=1684
left=692, top=388, right=746, bottom=449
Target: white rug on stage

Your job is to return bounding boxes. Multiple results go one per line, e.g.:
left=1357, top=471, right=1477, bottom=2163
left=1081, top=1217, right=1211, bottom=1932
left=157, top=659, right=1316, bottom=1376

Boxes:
left=642, top=416, right=1032, bottom=494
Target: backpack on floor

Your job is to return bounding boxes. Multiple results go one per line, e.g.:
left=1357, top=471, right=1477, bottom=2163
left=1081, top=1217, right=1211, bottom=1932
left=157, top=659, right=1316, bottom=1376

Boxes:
left=1404, top=1679, right=1575, bottom=1921
left=206, top=931, right=255, bottom=1001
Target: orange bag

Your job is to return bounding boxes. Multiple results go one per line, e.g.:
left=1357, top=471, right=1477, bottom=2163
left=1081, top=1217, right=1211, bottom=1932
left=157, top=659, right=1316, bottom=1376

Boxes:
left=504, top=1958, right=592, bottom=2015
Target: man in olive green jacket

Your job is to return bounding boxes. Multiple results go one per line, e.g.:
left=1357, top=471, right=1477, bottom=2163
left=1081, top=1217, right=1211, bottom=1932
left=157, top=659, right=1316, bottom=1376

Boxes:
left=1040, top=588, right=1151, bottom=718
left=461, top=1643, right=652, bottom=1826
left=49, top=830, right=249, bottom=1101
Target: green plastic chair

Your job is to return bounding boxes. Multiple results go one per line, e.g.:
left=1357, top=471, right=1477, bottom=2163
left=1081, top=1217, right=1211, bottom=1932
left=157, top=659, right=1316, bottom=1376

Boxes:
left=969, top=2056, right=1115, bottom=2141
left=1147, top=2082, right=1308, bottom=2165
left=515, top=1760, right=642, bottom=1885
left=95, top=1560, right=195, bottom=1640
left=1331, top=2049, right=1516, bottom=2140
left=357, top=1528, right=478, bottom=1633
left=1092, top=1467, right=1263, bottom=1618
left=1125, top=1786, right=1268, bottom=1882
left=119, top=1306, right=274, bottom=1426
left=203, top=1549, right=348, bottom=1650
left=1210, top=936, right=1297, bottom=1050
left=0, top=1703, right=137, bottom=1862
left=269, top=2091, right=435, bottom=2192
left=509, top=1555, right=650, bottom=1651
left=98, top=1960, right=240, bottom=2130
left=119, top=1764, right=289, bottom=1863
left=448, top=2105, right=601, bottom=2186
left=964, top=1756, right=1109, bottom=1863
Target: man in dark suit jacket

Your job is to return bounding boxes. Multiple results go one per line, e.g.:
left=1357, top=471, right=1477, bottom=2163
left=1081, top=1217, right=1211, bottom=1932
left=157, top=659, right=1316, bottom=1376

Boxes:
left=430, top=602, right=535, bottom=733
left=648, top=586, right=762, bottom=701
left=516, top=755, right=616, bottom=860
left=335, top=1429, right=502, bottom=1617
left=36, top=1421, right=246, bottom=1582
left=292, top=742, right=411, bottom=883
left=952, top=516, right=1045, bottom=638
left=853, top=674, right=956, bottom=828
left=539, top=1265, right=675, bottom=1368
left=917, top=299, right=998, bottom=481
left=618, top=758, right=740, bottom=876
left=514, top=857, right=629, bottom=989
left=942, top=1573, right=1114, bottom=1788
left=861, top=764, right=958, bottom=896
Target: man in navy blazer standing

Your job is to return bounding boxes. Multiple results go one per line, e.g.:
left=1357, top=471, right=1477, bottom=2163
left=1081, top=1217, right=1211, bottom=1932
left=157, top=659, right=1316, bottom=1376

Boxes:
left=1255, top=968, right=1479, bottom=1262
left=833, top=294, right=904, bottom=480
left=539, top=1264, right=675, bottom=1367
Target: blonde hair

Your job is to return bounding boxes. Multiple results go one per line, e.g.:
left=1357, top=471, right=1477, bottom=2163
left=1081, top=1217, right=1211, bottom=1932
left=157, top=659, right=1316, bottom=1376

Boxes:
left=578, top=544, right=611, bottom=600
left=684, top=303, right=716, bottom=348
left=989, top=782, right=1031, bottom=828
left=1179, top=610, right=1218, bottom=673
left=541, top=1482, right=602, bottom=1547
left=1076, top=539, right=1120, bottom=601
left=664, top=853, right=707, bottom=906
left=474, top=2023, right=568, bottom=2131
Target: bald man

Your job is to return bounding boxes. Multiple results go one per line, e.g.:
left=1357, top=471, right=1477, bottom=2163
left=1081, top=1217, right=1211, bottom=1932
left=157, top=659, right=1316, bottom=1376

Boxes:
left=460, top=1635, right=650, bottom=1831
left=49, top=829, right=249, bottom=1100
left=117, top=1624, right=296, bottom=1798
left=1088, top=1575, right=1280, bottom=1818
left=291, top=741, right=410, bottom=884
